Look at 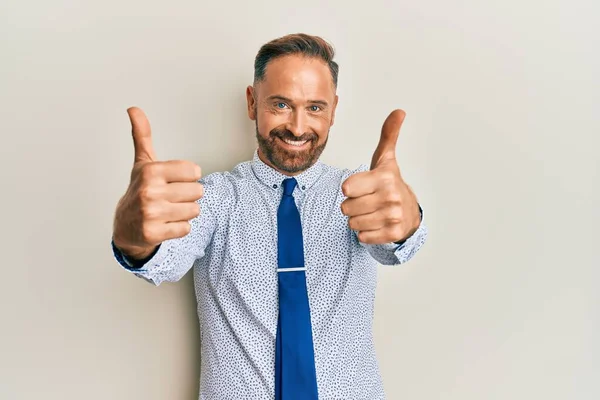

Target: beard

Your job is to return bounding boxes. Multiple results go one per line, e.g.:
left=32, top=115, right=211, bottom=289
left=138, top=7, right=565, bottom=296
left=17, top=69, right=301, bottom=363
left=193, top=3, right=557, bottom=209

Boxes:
left=255, top=121, right=328, bottom=174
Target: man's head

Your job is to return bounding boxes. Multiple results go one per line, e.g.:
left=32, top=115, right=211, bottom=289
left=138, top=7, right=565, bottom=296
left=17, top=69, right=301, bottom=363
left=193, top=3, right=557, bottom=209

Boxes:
left=246, top=33, right=339, bottom=175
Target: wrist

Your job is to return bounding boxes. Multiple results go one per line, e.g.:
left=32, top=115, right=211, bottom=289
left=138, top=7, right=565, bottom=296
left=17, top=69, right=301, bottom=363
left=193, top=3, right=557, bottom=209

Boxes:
left=113, top=237, right=156, bottom=261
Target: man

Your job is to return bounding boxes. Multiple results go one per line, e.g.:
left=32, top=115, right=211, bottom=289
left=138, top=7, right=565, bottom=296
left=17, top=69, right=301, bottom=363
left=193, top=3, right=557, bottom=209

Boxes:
left=111, top=33, right=428, bottom=400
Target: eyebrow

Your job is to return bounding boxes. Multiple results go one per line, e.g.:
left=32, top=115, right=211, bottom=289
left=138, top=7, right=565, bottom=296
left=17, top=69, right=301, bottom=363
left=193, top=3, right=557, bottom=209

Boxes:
left=266, top=95, right=329, bottom=107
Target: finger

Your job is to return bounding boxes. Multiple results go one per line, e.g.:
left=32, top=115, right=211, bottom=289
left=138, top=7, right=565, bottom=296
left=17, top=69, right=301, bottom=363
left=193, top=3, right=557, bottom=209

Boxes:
left=370, top=109, right=406, bottom=170
left=341, top=193, right=380, bottom=217
left=155, top=160, right=202, bottom=183
left=348, top=211, right=386, bottom=232
left=341, top=171, right=379, bottom=198
left=356, top=229, right=392, bottom=245
left=161, top=221, right=192, bottom=240
left=165, top=201, right=201, bottom=222
left=128, top=106, right=157, bottom=163
left=164, top=182, right=204, bottom=203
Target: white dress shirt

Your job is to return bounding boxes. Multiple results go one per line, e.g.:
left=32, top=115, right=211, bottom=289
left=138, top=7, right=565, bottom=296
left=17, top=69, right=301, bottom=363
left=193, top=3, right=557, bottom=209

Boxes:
left=112, top=149, right=428, bottom=399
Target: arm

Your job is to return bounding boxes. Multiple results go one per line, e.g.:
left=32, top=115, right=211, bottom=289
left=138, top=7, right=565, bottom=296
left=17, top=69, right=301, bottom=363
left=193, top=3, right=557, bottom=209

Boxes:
left=341, top=110, right=428, bottom=266
left=111, top=197, right=217, bottom=285
left=110, top=106, right=220, bottom=286
left=113, top=243, right=159, bottom=269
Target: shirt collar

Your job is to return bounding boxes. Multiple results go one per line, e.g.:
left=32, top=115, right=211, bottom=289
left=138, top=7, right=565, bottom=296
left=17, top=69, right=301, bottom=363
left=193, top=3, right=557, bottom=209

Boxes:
left=250, top=148, right=326, bottom=193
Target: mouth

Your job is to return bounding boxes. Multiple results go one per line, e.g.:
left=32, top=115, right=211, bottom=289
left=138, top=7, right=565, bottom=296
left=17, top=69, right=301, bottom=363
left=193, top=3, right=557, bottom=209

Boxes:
left=277, top=136, right=311, bottom=150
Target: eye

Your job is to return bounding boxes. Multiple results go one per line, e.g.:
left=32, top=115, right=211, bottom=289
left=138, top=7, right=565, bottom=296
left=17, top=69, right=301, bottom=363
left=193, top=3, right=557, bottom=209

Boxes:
left=309, top=105, right=321, bottom=112
left=276, top=102, right=288, bottom=109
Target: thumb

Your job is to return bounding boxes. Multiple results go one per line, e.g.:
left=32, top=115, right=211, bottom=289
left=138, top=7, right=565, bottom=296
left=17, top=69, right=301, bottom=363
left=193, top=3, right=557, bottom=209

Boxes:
left=370, top=109, right=406, bottom=170
left=127, top=106, right=157, bottom=163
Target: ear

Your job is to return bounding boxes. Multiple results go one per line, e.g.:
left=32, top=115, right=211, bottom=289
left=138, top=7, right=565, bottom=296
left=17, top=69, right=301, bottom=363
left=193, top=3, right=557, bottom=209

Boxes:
left=330, top=95, right=339, bottom=126
left=246, top=85, right=257, bottom=120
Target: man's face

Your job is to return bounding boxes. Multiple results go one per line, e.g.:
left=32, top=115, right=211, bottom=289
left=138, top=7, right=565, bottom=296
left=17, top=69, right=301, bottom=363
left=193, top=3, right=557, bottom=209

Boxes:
left=246, top=54, right=338, bottom=175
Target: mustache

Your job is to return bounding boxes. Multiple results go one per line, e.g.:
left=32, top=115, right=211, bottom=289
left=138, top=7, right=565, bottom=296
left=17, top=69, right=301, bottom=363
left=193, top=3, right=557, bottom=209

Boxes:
left=270, top=127, right=316, bottom=142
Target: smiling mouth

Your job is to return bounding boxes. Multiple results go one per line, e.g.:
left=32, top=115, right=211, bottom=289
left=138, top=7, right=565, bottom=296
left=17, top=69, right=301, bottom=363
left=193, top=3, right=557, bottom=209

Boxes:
left=278, top=137, right=310, bottom=148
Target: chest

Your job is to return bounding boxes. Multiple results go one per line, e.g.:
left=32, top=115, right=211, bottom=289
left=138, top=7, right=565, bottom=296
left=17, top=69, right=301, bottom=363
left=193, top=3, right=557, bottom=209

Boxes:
left=226, top=187, right=350, bottom=260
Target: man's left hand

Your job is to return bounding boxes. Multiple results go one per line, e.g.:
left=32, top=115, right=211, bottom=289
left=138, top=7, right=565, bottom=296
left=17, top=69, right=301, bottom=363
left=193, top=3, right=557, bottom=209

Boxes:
left=341, top=109, right=421, bottom=245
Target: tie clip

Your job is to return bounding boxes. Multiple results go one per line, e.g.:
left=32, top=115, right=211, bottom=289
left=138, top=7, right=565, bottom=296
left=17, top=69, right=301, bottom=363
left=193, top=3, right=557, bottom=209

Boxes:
left=277, top=267, right=306, bottom=273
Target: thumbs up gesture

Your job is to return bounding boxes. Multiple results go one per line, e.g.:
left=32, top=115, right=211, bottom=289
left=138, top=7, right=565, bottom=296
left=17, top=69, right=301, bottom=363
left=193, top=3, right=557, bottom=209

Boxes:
left=341, top=110, right=421, bottom=245
left=112, top=107, right=204, bottom=260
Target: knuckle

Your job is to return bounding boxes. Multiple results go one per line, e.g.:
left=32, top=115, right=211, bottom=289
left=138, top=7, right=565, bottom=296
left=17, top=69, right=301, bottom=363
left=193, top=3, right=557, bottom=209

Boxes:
left=381, top=191, right=401, bottom=207
left=386, top=205, right=403, bottom=221
left=140, top=203, right=159, bottom=220
left=388, top=191, right=402, bottom=203
left=395, top=205, right=405, bottom=219
left=380, top=171, right=395, bottom=184
left=391, top=225, right=404, bottom=241
left=140, top=163, right=160, bottom=181
left=182, top=161, right=201, bottom=179
left=139, top=185, right=158, bottom=202
left=140, top=224, right=157, bottom=244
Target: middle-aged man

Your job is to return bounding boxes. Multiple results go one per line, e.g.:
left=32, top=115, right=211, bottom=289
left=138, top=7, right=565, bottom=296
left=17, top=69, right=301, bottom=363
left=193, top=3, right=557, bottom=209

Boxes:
left=111, top=33, right=428, bottom=400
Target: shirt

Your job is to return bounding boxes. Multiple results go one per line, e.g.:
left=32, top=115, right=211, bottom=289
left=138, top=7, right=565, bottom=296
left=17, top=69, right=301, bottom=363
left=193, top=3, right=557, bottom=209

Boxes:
left=111, top=148, right=428, bottom=400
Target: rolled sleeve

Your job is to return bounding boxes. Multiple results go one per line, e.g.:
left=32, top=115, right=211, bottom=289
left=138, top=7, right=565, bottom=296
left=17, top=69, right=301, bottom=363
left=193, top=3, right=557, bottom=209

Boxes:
left=111, top=239, right=177, bottom=285
left=364, top=222, right=428, bottom=265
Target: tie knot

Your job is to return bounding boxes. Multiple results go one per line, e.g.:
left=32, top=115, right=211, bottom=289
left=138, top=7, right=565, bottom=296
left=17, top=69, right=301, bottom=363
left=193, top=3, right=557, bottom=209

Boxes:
left=282, top=178, right=297, bottom=196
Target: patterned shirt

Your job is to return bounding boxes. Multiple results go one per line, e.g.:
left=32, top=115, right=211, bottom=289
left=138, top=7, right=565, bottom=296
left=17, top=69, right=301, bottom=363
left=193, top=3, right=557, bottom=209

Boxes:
left=111, top=148, right=428, bottom=400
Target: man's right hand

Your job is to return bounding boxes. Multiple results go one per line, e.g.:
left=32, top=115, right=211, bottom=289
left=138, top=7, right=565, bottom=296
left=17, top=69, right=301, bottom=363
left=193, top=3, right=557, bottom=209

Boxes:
left=112, top=107, right=204, bottom=261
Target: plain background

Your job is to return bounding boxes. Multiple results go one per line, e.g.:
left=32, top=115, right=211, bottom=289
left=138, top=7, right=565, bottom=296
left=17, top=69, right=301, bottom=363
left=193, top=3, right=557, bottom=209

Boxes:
left=1, top=0, right=598, bottom=399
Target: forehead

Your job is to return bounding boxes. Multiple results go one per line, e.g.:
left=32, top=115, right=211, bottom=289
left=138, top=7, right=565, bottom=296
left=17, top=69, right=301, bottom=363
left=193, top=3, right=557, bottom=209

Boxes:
left=258, top=54, right=335, bottom=100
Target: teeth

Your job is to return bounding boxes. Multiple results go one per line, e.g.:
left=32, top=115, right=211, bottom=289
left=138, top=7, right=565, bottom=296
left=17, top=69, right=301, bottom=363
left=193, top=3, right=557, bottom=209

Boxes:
left=282, top=138, right=307, bottom=147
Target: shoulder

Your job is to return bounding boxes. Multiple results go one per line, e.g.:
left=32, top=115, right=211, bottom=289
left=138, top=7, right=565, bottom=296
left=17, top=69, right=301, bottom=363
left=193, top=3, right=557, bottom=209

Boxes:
left=320, top=161, right=370, bottom=187
left=199, top=158, right=251, bottom=186
left=197, top=159, right=253, bottom=206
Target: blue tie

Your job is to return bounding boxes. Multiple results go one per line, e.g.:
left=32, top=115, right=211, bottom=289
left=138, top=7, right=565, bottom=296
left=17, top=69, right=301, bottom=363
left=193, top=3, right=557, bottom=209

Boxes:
left=275, top=178, right=319, bottom=400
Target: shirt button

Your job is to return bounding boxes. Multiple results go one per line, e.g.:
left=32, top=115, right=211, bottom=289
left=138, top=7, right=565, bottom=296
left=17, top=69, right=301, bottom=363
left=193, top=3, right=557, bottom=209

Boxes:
left=273, top=184, right=278, bottom=189
left=302, top=185, right=306, bottom=190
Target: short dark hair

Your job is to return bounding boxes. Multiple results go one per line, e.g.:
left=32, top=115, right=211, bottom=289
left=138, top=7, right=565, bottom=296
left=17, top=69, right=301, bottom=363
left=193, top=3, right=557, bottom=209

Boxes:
left=253, top=33, right=339, bottom=88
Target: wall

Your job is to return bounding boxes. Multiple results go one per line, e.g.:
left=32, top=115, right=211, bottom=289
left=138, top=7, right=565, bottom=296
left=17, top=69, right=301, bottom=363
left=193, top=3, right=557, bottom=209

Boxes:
left=1, top=0, right=598, bottom=398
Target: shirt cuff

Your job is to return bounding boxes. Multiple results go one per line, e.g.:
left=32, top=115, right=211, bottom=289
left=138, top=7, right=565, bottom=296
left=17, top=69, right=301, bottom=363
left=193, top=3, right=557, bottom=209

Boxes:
left=111, top=239, right=170, bottom=284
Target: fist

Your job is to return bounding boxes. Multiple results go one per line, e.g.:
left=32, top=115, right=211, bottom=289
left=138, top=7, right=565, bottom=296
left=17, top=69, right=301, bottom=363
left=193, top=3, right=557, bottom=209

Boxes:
left=112, top=107, right=204, bottom=259
left=341, top=109, right=421, bottom=245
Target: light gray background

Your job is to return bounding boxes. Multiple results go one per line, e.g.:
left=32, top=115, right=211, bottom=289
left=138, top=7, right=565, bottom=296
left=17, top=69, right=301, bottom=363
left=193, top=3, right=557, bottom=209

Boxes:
left=1, top=0, right=598, bottom=399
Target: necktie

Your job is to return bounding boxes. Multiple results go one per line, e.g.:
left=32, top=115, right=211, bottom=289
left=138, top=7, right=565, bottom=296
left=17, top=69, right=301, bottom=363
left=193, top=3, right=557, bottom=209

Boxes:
left=275, top=178, right=319, bottom=400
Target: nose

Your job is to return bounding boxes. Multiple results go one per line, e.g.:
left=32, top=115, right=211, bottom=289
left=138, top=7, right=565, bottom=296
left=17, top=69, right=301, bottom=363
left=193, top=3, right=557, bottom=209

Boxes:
left=286, top=109, right=308, bottom=137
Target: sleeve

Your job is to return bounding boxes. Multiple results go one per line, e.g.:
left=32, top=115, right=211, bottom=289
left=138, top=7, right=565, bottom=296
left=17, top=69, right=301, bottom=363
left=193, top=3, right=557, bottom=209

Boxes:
left=110, top=172, right=227, bottom=286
